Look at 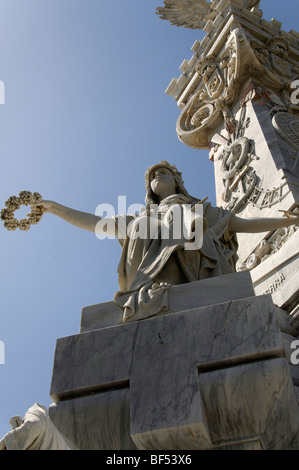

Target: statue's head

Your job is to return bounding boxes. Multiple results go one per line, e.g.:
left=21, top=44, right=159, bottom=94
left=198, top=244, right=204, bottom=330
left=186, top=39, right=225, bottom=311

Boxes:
left=144, top=161, right=197, bottom=205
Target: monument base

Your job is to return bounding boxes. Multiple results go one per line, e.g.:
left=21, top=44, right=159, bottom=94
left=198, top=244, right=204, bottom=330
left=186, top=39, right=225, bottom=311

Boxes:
left=49, top=272, right=299, bottom=450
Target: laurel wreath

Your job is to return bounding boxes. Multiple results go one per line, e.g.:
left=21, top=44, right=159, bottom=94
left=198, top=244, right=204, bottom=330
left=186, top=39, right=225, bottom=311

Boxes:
left=1, top=191, right=43, bottom=231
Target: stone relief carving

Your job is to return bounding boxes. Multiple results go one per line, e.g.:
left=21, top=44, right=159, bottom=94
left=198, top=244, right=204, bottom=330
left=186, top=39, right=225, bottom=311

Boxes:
left=262, top=272, right=286, bottom=296
left=214, top=84, right=296, bottom=272
left=267, top=37, right=291, bottom=79
left=161, top=0, right=299, bottom=151
left=176, top=29, right=243, bottom=148
left=211, top=93, right=293, bottom=217
left=237, top=82, right=299, bottom=170
left=175, top=27, right=299, bottom=150
left=249, top=83, right=299, bottom=167
left=224, top=167, right=257, bottom=213
left=238, top=208, right=299, bottom=271
left=247, top=180, right=290, bottom=210
left=174, top=23, right=299, bottom=149
left=215, top=104, right=259, bottom=213
left=272, top=112, right=299, bottom=151
left=259, top=90, right=299, bottom=170
left=248, top=34, right=299, bottom=134
left=248, top=34, right=299, bottom=97
left=250, top=36, right=292, bottom=81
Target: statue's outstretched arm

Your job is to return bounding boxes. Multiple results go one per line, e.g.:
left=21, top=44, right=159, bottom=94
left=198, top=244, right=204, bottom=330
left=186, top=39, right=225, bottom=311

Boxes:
left=39, top=200, right=115, bottom=236
left=229, top=213, right=299, bottom=234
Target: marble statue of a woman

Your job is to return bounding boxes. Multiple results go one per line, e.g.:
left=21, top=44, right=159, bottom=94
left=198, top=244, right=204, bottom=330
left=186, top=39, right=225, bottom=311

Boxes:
left=39, top=161, right=299, bottom=323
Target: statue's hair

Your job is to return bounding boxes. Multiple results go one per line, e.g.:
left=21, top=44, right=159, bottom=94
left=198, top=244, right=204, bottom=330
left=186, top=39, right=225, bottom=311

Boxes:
left=144, top=160, right=199, bottom=206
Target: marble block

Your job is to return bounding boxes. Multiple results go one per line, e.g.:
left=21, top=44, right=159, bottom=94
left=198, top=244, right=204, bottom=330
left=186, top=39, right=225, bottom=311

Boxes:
left=49, top=390, right=137, bottom=450
left=49, top=291, right=299, bottom=450
left=251, top=229, right=299, bottom=312
left=199, top=358, right=299, bottom=450
left=80, top=270, right=255, bottom=332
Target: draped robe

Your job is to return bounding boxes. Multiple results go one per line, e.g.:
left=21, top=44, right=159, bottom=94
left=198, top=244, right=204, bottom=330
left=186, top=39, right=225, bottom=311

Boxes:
left=0, top=403, right=68, bottom=450
left=113, top=195, right=238, bottom=323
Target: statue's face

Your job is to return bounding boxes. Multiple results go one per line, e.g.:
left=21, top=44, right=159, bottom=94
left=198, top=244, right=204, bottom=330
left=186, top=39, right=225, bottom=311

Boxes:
left=150, top=167, right=177, bottom=199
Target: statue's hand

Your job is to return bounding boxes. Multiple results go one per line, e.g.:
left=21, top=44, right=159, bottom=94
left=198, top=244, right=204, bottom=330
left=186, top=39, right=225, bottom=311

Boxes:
left=35, top=200, right=55, bottom=214
left=279, top=210, right=299, bottom=226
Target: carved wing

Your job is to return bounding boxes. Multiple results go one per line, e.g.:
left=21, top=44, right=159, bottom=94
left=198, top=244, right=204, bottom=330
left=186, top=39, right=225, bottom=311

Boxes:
left=156, top=0, right=216, bottom=30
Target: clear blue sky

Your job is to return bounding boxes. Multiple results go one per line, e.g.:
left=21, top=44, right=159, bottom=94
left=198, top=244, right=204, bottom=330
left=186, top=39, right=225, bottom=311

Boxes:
left=0, top=0, right=298, bottom=439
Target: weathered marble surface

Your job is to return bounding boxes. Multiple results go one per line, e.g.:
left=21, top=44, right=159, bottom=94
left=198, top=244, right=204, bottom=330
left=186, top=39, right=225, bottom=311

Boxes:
left=50, top=289, right=299, bottom=450
left=80, top=270, right=255, bottom=332
left=199, top=358, right=298, bottom=450
left=50, top=390, right=136, bottom=450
